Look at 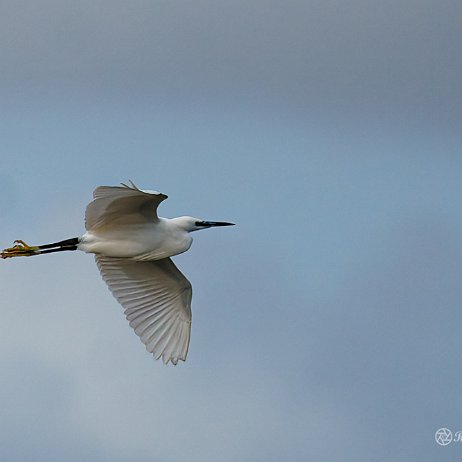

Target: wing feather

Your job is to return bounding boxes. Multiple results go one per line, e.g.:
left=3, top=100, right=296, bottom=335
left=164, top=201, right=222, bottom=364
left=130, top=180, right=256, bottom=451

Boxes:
left=95, top=255, right=192, bottom=365
left=85, top=182, right=168, bottom=231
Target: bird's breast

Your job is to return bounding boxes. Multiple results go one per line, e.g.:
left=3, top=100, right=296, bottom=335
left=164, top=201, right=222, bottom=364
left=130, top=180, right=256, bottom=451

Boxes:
left=134, top=232, right=193, bottom=261
left=78, top=224, right=193, bottom=261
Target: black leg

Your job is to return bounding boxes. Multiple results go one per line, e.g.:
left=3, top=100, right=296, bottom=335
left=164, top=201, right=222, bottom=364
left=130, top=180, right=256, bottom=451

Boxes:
left=38, top=237, right=80, bottom=250
left=37, top=245, right=78, bottom=255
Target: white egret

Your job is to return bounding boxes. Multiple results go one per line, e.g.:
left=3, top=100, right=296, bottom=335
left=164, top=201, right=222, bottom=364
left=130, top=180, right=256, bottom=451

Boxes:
left=1, top=181, right=234, bottom=365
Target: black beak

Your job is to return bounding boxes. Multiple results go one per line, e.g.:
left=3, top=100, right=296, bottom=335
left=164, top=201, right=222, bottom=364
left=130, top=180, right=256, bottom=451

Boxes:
left=196, top=221, right=235, bottom=227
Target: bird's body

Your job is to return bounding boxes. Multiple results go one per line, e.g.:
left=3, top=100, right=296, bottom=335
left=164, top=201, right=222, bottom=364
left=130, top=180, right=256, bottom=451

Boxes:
left=79, top=217, right=193, bottom=260
left=1, top=182, right=234, bottom=365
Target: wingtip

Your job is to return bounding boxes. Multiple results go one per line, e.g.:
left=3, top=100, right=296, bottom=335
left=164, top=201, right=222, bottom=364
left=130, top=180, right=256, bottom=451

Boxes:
left=120, top=180, right=140, bottom=191
left=120, top=181, right=168, bottom=199
left=163, top=355, right=186, bottom=366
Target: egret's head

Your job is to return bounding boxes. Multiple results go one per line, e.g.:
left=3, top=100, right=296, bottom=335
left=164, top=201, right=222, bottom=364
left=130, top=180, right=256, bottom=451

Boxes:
left=173, top=216, right=235, bottom=232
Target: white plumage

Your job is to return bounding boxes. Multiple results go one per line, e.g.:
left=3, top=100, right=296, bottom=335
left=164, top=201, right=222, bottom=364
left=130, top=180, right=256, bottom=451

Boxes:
left=1, top=181, right=234, bottom=365
left=79, top=181, right=233, bottom=365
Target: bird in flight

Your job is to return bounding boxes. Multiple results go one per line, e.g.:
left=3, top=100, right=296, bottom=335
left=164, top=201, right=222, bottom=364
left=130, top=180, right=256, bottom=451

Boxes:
left=1, top=181, right=234, bottom=365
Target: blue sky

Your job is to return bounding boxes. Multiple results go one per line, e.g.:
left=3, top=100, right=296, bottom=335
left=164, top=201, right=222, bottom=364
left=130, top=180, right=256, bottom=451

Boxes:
left=1, top=1, right=462, bottom=461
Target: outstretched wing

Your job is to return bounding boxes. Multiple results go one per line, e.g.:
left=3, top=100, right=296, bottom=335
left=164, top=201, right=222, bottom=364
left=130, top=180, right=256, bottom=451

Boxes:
left=95, top=255, right=192, bottom=365
left=85, top=181, right=168, bottom=231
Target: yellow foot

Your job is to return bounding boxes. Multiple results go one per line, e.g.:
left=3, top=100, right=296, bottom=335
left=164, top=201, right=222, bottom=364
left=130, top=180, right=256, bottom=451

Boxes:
left=1, top=240, right=40, bottom=259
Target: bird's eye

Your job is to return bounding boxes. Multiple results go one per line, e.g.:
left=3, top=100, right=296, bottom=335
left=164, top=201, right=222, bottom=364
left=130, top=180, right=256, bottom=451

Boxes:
left=195, top=221, right=204, bottom=227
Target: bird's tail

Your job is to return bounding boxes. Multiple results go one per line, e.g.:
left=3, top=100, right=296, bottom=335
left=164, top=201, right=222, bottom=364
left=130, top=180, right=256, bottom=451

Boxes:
left=1, top=237, right=80, bottom=259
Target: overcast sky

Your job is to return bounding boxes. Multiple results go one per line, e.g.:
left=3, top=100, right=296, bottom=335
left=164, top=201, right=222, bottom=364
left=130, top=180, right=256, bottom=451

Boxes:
left=1, top=1, right=461, bottom=461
